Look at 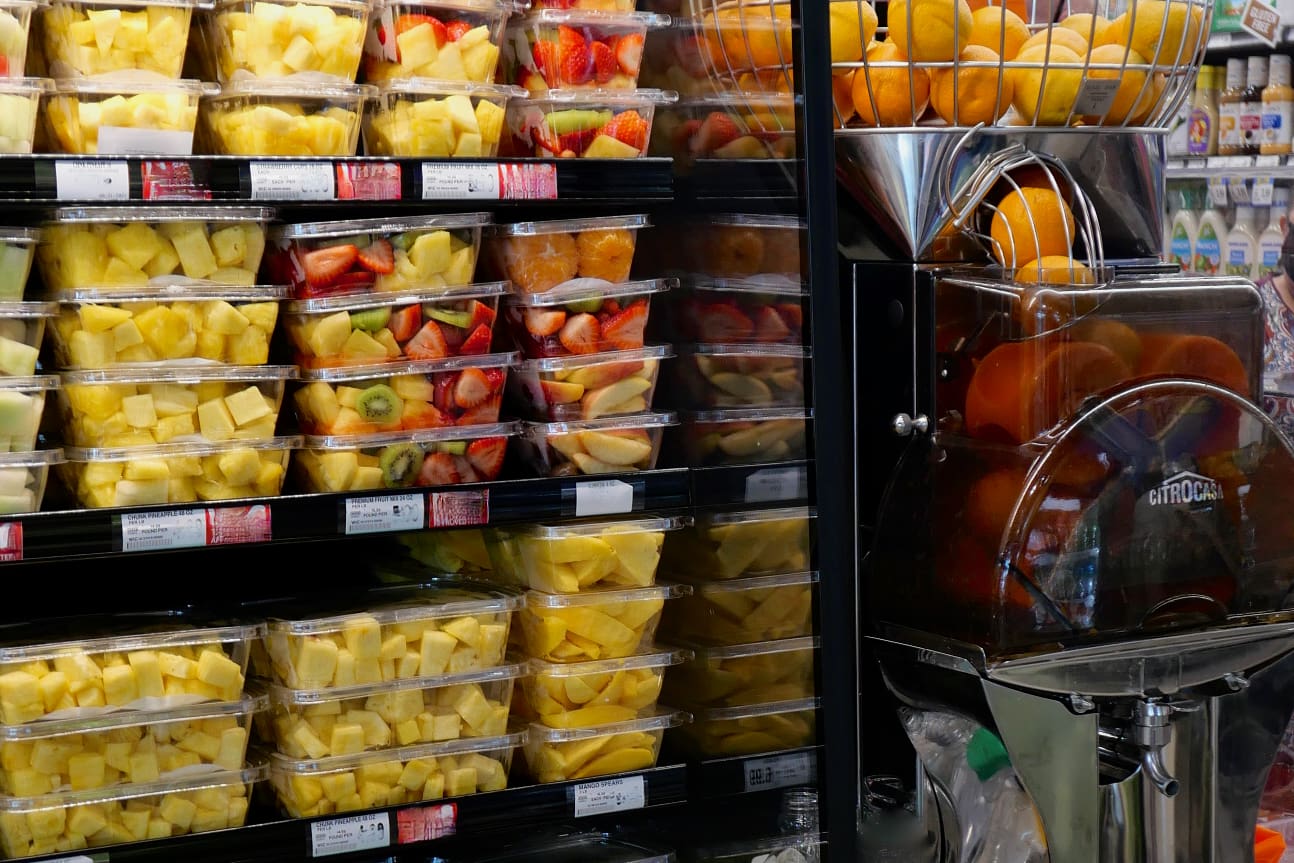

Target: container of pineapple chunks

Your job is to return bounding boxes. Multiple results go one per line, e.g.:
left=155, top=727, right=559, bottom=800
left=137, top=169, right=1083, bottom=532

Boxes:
left=269, top=730, right=522, bottom=817
left=42, top=0, right=206, bottom=78
left=521, top=707, right=685, bottom=783
left=660, top=636, right=816, bottom=710
left=206, top=0, right=374, bottom=82
left=658, top=571, right=817, bottom=646
left=0, top=1, right=39, bottom=77
left=517, top=583, right=688, bottom=663
left=0, top=615, right=263, bottom=725
left=45, top=73, right=214, bottom=155
left=37, top=206, right=274, bottom=293
left=517, top=649, right=689, bottom=727
left=59, top=435, right=300, bottom=508
left=49, top=286, right=287, bottom=369
left=0, top=377, right=57, bottom=453
left=263, top=580, right=524, bottom=690
left=361, top=0, right=515, bottom=83
left=0, top=229, right=38, bottom=299
left=57, top=364, right=297, bottom=448
left=0, top=693, right=264, bottom=795
left=660, top=506, right=814, bottom=580
left=0, top=303, right=54, bottom=378
left=264, top=661, right=524, bottom=759
left=0, top=449, right=63, bottom=515
left=201, top=74, right=375, bottom=156
left=363, top=79, right=523, bottom=157
left=0, top=762, right=265, bottom=858
left=482, top=516, right=686, bottom=594
left=0, top=79, right=48, bottom=154
left=672, top=697, right=817, bottom=758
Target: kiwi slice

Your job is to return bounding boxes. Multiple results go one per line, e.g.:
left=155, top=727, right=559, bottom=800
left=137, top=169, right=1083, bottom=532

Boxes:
left=379, top=442, right=423, bottom=488
left=564, top=298, right=602, bottom=314
left=547, top=109, right=613, bottom=135
left=350, top=307, right=392, bottom=332
left=433, top=440, right=468, bottom=455
left=355, top=384, right=403, bottom=423
left=424, top=307, right=473, bottom=329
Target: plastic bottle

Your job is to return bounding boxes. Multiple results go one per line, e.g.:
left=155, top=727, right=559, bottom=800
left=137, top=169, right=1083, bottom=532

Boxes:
left=1195, top=195, right=1228, bottom=274
left=1168, top=189, right=1200, bottom=271
left=1243, top=55, right=1270, bottom=155
left=1220, top=58, right=1247, bottom=155
left=1189, top=65, right=1219, bottom=156
left=1226, top=204, right=1259, bottom=277
left=1259, top=186, right=1290, bottom=280
left=1263, top=56, right=1294, bottom=155
left=777, top=788, right=820, bottom=863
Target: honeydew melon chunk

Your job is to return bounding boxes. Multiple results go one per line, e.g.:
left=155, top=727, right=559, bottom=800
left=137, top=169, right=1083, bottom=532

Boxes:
left=0, top=337, right=37, bottom=376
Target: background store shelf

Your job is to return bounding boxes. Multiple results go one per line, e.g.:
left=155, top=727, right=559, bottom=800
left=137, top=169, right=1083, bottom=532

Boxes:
left=1166, top=155, right=1294, bottom=180
left=1206, top=28, right=1294, bottom=55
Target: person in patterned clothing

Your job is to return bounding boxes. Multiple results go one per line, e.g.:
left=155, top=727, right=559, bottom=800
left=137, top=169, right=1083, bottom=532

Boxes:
left=1259, top=228, right=1294, bottom=437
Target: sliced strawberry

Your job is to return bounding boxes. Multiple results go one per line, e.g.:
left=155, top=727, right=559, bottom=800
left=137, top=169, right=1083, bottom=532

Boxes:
left=455, top=455, right=480, bottom=483
left=752, top=305, right=792, bottom=342
left=466, top=437, right=508, bottom=478
left=446, top=19, right=473, bottom=40
left=523, top=307, right=567, bottom=336
left=532, top=39, right=560, bottom=80
left=695, top=303, right=754, bottom=341
left=468, top=300, right=496, bottom=330
left=459, top=323, right=492, bottom=354
left=692, top=111, right=742, bottom=155
left=530, top=125, right=563, bottom=155
left=615, top=33, right=643, bottom=75
left=557, top=26, right=592, bottom=84
left=329, top=271, right=376, bottom=292
left=559, top=313, right=601, bottom=354
left=483, top=367, right=506, bottom=389
left=357, top=238, right=395, bottom=274
left=389, top=304, right=422, bottom=342
left=558, top=127, right=600, bottom=155
left=775, top=302, right=804, bottom=333
left=600, top=110, right=648, bottom=151
left=454, top=366, right=492, bottom=408
left=433, top=375, right=456, bottom=413
left=405, top=320, right=449, bottom=359
left=600, top=300, right=648, bottom=350
left=441, top=321, right=465, bottom=350
left=672, top=118, right=702, bottom=152
left=396, top=13, right=446, bottom=47
left=591, top=40, right=617, bottom=83
left=301, top=244, right=358, bottom=290
left=601, top=298, right=621, bottom=316
left=457, top=399, right=502, bottom=425
left=418, top=452, right=461, bottom=487
left=0, top=57, right=10, bottom=76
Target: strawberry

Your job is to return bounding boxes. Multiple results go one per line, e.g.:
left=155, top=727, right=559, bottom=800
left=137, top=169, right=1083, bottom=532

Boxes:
left=356, top=238, right=394, bottom=274
left=401, top=400, right=447, bottom=429
left=405, top=320, right=449, bottom=359
left=455, top=455, right=480, bottom=483
left=441, top=321, right=465, bottom=350
left=301, top=244, right=358, bottom=291
left=591, top=40, right=617, bottom=83
left=532, top=40, right=560, bottom=80
left=433, top=375, right=456, bottom=413
left=389, top=304, right=422, bottom=342
left=457, top=400, right=501, bottom=426
left=557, top=26, right=592, bottom=84
left=466, top=437, right=508, bottom=478
left=696, top=303, right=754, bottom=341
left=615, top=33, right=643, bottom=75
left=446, top=19, right=472, bottom=40
left=774, top=302, right=804, bottom=333
left=601, top=298, right=621, bottom=316
left=418, top=452, right=461, bottom=487
left=523, top=308, right=567, bottom=336
left=600, top=110, right=648, bottom=151
left=0, top=58, right=10, bottom=76
left=671, top=118, right=702, bottom=151
left=396, top=13, right=446, bottom=48
left=692, top=112, right=742, bottom=155
left=600, top=300, right=647, bottom=350
left=468, top=300, right=496, bottom=330
left=559, top=313, right=601, bottom=354
left=459, top=323, right=493, bottom=354
left=454, top=367, right=493, bottom=408
left=483, top=367, right=506, bottom=389
left=530, top=125, right=563, bottom=155
left=329, top=271, right=376, bottom=292
left=557, top=127, right=600, bottom=155
left=752, top=305, right=792, bottom=342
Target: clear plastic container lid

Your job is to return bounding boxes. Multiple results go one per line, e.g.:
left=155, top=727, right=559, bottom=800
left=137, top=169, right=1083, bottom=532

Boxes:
left=0, top=227, right=40, bottom=245
left=695, top=214, right=806, bottom=229
left=0, top=763, right=266, bottom=813
left=283, top=281, right=508, bottom=314
left=48, top=206, right=274, bottom=224
left=679, top=635, right=818, bottom=661
left=681, top=570, right=818, bottom=593
left=525, top=582, right=689, bottom=609
left=63, top=435, right=303, bottom=463
left=299, top=353, right=517, bottom=383
left=0, top=375, right=58, bottom=392
left=507, top=277, right=674, bottom=308
left=60, top=364, right=297, bottom=385
left=382, top=0, right=522, bottom=13
left=491, top=214, right=648, bottom=238
left=53, top=0, right=210, bottom=8
left=690, top=696, right=819, bottom=723
left=0, top=616, right=265, bottom=663
left=264, top=581, right=524, bottom=635
left=52, top=73, right=217, bottom=97
left=683, top=343, right=811, bottom=360
left=523, top=411, right=677, bottom=436
left=688, top=831, right=824, bottom=863
left=515, top=88, right=679, bottom=107
left=0, top=301, right=54, bottom=318
left=696, top=506, right=815, bottom=527
left=682, top=275, right=807, bottom=296
left=516, top=8, right=670, bottom=27
left=54, top=285, right=289, bottom=303
left=526, top=648, right=691, bottom=678
left=373, top=79, right=527, bottom=100
left=302, top=420, right=519, bottom=450
left=0, top=449, right=65, bottom=469
left=211, top=74, right=376, bottom=101
left=471, top=834, right=675, bottom=863
left=268, top=661, right=526, bottom=706
left=214, top=0, right=370, bottom=9
left=680, top=407, right=812, bottom=425
left=0, top=79, right=51, bottom=98
left=270, top=731, right=525, bottom=774
left=271, top=211, right=493, bottom=241
left=516, top=345, right=673, bottom=373
left=525, top=706, right=687, bottom=742
left=0, top=693, right=267, bottom=741
left=504, top=515, right=687, bottom=539
left=679, top=92, right=799, bottom=110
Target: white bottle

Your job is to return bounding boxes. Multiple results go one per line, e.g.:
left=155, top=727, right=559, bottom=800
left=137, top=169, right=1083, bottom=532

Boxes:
left=1225, top=204, right=1259, bottom=278
left=1258, top=186, right=1289, bottom=280
left=1195, top=196, right=1229, bottom=275
left=1168, top=189, right=1199, bottom=271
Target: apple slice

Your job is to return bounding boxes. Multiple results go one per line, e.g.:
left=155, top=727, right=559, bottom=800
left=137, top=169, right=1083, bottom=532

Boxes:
left=539, top=379, right=585, bottom=405
left=718, top=419, right=804, bottom=456
left=572, top=452, right=631, bottom=474
left=566, top=360, right=644, bottom=389
left=548, top=433, right=587, bottom=460
left=578, top=430, right=653, bottom=466
left=710, top=372, right=773, bottom=402
left=769, top=368, right=801, bottom=391
left=581, top=377, right=652, bottom=419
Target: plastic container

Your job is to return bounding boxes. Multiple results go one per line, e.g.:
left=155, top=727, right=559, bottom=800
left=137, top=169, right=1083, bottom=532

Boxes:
left=0, top=616, right=263, bottom=724
left=0, top=79, right=48, bottom=154
left=502, top=10, right=669, bottom=92
left=676, top=407, right=811, bottom=466
left=521, top=708, right=684, bottom=783
left=206, top=0, right=374, bottom=82
left=292, top=354, right=514, bottom=435
left=498, top=279, right=672, bottom=359
left=0, top=2, right=39, bottom=77
left=681, top=214, right=805, bottom=280
left=267, top=212, right=491, bottom=300
left=484, top=214, right=650, bottom=293
left=37, top=206, right=273, bottom=293
left=42, top=0, right=201, bottom=77
left=263, top=581, right=523, bottom=689
left=0, top=229, right=38, bottom=299
left=268, top=732, right=521, bottom=817
left=517, top=411, right=674, bottom=477
left=0, top=694, right=263, bottom=795
left=49, top=286, right=287, bottom=368
left=518, top=650, right=689, bottom=726
left=500, top=88, right=676, bottom=158
left=660, top=571, right=816, bottom=645
left=58, top=364, right=297, bottom=448
left=282, top=282, right=506, bottom=369
left=509, top=346, right=672, bottom=422
left=673, top=698, right=817, bottom=758
left=293, top=421, right=517, bottom=493
left=670, top=277, right=806, bottom=344
left=661, top=506, right=814, bottom=579
left=674, top=343, right=809, bottom=408
left=361, top=0, right=514, bottom=83
left=466, top=834, right=676, bottom=863
left=661, top=637, right=816, bottom=708
left=0, top=377, right=57, bottom=453
left=0, top=449, right=62, bottom=514
left=59, top=435, right=299, bottom=508
left=45, top=74, right=211, bottom=155
left=0, top=303, right=52, bottom=378
left=363, top=79, right=525, bottom=157
left=264, top=663, right=523, bottom=759
left=0, top=763, right=264, bottom=858
left=517, top=583, right=687, bottom=663
left=653, top=93, right=797, bottom=161
left=686, top=831, right=825, bottom=863
left=201, top=76, right=374, bottom=156
left=482, top=515, right=685, bottom=593
left=398, top=528, right=493, bottom=575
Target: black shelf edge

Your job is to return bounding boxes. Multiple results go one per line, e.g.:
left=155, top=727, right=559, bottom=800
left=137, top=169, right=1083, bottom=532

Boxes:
left=689, top=460, right=812, bottom=509
left=687, top=746, right=822, bottom=798
left=675, top=159, right=800, bottom=204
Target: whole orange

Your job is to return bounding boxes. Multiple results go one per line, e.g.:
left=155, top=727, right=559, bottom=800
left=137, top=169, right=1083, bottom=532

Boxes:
left=931, top=45, right=1013, bottom=125
left=989, top=185, right=1077, bottom=267
left=968, top=6, right=1030, bottom=59
left=852, top=41, right=930, bottom=125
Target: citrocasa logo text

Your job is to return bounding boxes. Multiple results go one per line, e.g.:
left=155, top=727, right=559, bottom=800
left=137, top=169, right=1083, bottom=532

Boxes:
left=1147, top=471, right=1223, bottom=507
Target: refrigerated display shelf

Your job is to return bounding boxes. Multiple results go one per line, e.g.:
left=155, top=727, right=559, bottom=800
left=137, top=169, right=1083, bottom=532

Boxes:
left=676, top=159, right=799, bottom=203
left=688, top=460, right=811, bottom=509
left=1166, top=155, right=1294, bottom=179
left=686, top=746, right=821, bottom=799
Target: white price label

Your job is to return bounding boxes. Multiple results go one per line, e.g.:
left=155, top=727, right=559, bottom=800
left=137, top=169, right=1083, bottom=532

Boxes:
left=54, top=160, right=130, bottom=200
left=120, top=510, right=207, bottom=552
left=1186, top=158, right=1208, bottom=169
left=43, top=856, right=96, bottom=863
left=1209, top=177, right=1229, bottom=207
left=344, top=494, right=424, bottom=535
left=1254, top=178, right=1276, bottom=205
left=1256, top=154, right=1283, bottom=167
left=97, top=126, right=194, bottom=156
left=1073, top=78, right=1121, bottom=115
left=745, top=466, right=807, bottom=503
left=310, top=812, right=391, bottom=857
left=573, top=776, right=646, bottom=817
left=743, top=751, right=814, bottom=793
left=575, top=479, right=634, bottom=517
left=1229, top=176, right=1251, bottom=203
left=422, top=163, right=500, bottom=199
left=249, top=161, right=335, bottom=200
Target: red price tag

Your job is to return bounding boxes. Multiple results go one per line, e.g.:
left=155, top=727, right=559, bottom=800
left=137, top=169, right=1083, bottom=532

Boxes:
left=206, top=505, right=272, bottom=545
left=397, top=803, right=456, bottom=843
left=428, top=490, right=489, bottom=527
left=337, top=162, right=402, bottom=200
left=0, top=523, right=21, bottom=562
left=141, top=160, right=211, bottom=200
left=498, top=163, right=558, bottom=200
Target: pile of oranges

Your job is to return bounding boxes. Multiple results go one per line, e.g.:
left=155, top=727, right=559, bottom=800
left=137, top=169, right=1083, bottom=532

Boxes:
left=985, top=168, right=1091, bottom=284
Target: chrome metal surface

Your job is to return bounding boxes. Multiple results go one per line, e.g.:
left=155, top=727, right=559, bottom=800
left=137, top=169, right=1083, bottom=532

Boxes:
left=890, top=413, right=929, bottom=437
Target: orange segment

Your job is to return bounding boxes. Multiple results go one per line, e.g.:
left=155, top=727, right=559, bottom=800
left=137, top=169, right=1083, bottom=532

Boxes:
left=576, top=229, right=637, bottom=282
left=706, top=226, right=765, bottom=277
left=1135, top=333, right=1249, bottom=396
left=501, top=233, right=579, bottom=293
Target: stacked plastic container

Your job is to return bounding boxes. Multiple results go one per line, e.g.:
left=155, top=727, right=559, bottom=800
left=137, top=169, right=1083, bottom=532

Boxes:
left=0, top=1, right=50, bottom=156
left=657, top=506, right=818, bottom=759
left=270, top=212, right=525, bottom=493
left=35, top=205, right=303, bottom=509
left=0, top=614, right=266, bottom=858
left=481, top=516, right=689, bottom=783
left=254, top=580, right=526, bottom=817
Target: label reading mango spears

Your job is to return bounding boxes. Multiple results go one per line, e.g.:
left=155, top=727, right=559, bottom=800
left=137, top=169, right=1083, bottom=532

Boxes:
left=572, top=775, right=646, bottom=817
